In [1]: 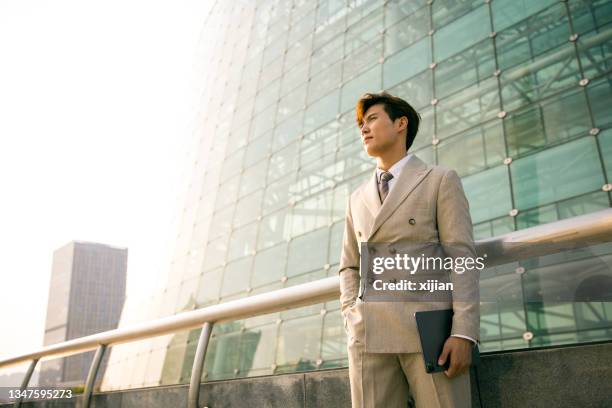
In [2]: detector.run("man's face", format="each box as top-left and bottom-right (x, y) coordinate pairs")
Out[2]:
(359, 104), (406, 157)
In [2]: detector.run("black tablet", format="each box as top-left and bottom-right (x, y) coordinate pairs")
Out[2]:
(414, 309), (479, 374)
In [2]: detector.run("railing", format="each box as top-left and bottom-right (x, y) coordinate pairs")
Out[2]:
(2, 208), (612, 408)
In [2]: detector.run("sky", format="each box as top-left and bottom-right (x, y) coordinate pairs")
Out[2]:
(0, 0), (216, 374)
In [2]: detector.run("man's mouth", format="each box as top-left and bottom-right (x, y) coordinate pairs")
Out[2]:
(363, 136), (373, 143)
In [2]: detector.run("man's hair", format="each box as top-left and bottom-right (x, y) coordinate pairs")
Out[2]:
(355, 92), (421, 151)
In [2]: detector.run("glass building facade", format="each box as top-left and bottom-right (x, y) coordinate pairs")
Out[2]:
(101, 0), (612, 391)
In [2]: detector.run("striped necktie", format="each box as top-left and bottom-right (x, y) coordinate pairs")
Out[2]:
(378, 171), (393, 203)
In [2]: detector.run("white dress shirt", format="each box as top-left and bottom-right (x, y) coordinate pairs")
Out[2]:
(375, 153), (478, 346)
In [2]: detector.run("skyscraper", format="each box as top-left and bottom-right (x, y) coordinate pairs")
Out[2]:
(101, 0), (612, 391)
(39, 241), (127, 387)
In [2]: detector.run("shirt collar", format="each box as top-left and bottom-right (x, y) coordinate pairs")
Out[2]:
(376, 153), (413, 183)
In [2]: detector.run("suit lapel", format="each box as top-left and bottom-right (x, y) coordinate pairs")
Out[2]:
(359, 171), (382, 218)
(367, 154), (432, 240)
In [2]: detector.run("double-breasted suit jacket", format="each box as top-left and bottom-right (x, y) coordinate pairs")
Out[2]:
(339, 154), (479, 353)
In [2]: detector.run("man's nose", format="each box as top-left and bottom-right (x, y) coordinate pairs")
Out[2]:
(361, 123), (370, 136)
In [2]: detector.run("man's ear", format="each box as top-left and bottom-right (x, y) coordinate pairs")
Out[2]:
(396, 116), (408, 132)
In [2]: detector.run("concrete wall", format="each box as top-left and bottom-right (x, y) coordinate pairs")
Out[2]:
(5, 342), (611, 408)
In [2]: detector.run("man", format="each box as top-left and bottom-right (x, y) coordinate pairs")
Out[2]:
(339, 92), (479, 407)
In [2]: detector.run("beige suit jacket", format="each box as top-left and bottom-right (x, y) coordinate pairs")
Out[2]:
(339, 154), (479, 353)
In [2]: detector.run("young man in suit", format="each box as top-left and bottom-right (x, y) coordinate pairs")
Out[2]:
(339, 92), (479, 407)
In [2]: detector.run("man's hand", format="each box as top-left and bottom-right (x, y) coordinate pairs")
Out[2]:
(437, 336), (472, 378)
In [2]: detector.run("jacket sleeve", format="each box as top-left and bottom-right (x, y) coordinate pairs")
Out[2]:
(338, 196), (361, 314)
(436, 169), (480, 342)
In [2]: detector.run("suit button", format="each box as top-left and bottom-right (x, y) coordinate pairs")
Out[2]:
(389, 246), (396, 254)
(409, 218), (416, 225)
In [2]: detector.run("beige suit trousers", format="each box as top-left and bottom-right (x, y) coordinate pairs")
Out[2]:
(344, 300), (471, 408)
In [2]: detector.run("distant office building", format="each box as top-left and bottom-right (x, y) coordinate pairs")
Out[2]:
(38, 242), (127, 387)
(101, 0), (612, 391)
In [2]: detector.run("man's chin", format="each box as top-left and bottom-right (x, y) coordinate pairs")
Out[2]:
(364, 144), (380, 157)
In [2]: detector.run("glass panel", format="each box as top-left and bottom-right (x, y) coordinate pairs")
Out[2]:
(517, 190), (611, 228)
(281, 62), (309, 96)
(251, 102), (277, 140)
(340, 64), (382, 113)
(282, 269), (327, 320)
(300, 121), (338, 166)
(308, 60), (343, 105)
(254, 80), (281, 115)
(275, 314), (323, 372)
(342, 36), (383, 81)
(463, 166), (513, 223)
(262, 35), (287, 67)
(432, 0), (483, 28)
(328, 220), (345, 263)
(239, 160), (267, 197)
(196, 268), (222, 306)
(575, 15), (612, 79)
(203, 236), (228, 272)
(492, 0), (559, 33)
(499, 44), (582, 113)
(495, 3), (570, 72)
(557, 191), (610, 219)
(303, 90), (340, 134)
(385, 0), (428, 28)
(284, 34), (312, 71)
(222, 148), (245, 178)
(600, 128), (612, 179)
(320, 310), (347, 365)
(587, 75), (612, 129)
(311, 35), (344, 77)
(240, 323), (278, 376)
(268, 141), (299, 183)
(263, 178), (292, 215)
(244, 132), (272, 167)
(227, 222), (258, 261)
(437, 119), (506, 177)
(277, 82), (308, 123)
(204, 325), (243, 380)
(257, 208), (291, 250)
(315, 0), (346, 42)
(473, 216), (515, 239)
(294, 151), (342, 198)
(435, 77), (500, 140)
(435, 38), (496, 100)
(251, 243), (287, 287)
(383, 37), (430, 89)
(336, 141), (372, 179)
(511, 137), (605, 210)
(286, 227), (329, 277)
(434, 5), (490, 62)
(505, 88), (591, 158)
(209, 205), (234, 241)
(288, 9), (315, 45)
(221, 256), (253, 297)
(290, 189), (333, 236)
(384, 6), (429, 56)
(274, 111), (304, 150)
(344, 7), (383, 55)
(259, 56), (284, 91)
(388, 69), (432, 110)
(234, 190), (263, 228)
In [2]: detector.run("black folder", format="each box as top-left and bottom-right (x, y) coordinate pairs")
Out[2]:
(414, 309), (480, 373)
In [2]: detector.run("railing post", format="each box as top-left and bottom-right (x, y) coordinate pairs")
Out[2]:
(82, 344), (107, 408)
(188, 322), (214, 408)
(14, 358), (38, 408)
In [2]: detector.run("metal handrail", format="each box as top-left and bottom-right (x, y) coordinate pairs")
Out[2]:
(2, 208), (612, 407)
